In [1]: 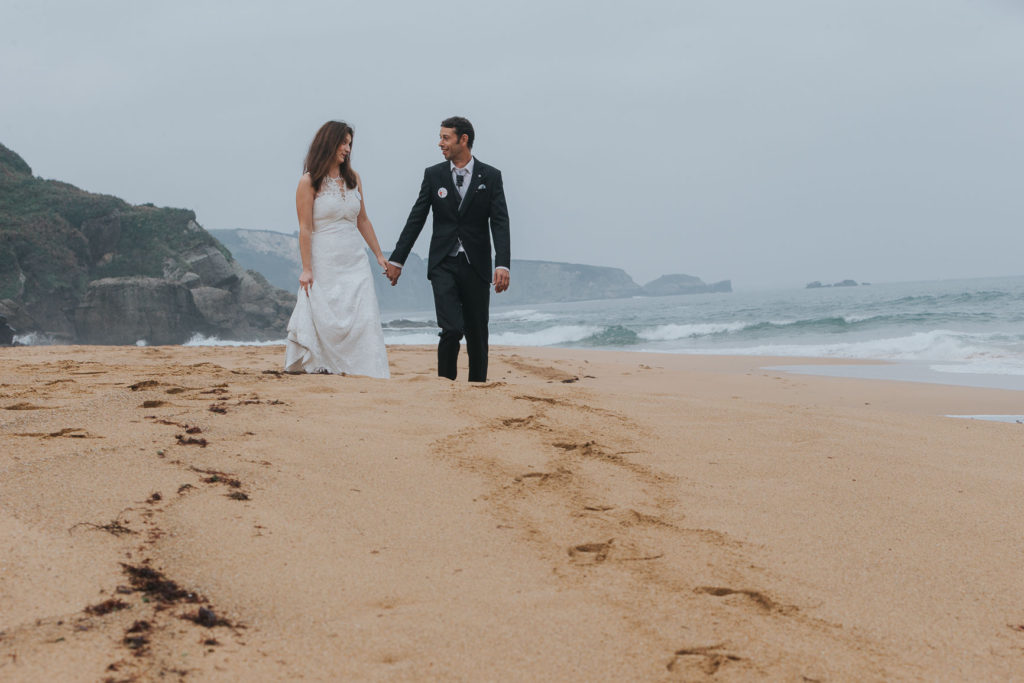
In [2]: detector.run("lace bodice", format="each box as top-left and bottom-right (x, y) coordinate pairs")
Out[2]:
(313, 176), (361, 229)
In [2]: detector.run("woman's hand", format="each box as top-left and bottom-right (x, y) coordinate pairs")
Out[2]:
(299, 269), (313, 296)
(376, 253), (389, 273)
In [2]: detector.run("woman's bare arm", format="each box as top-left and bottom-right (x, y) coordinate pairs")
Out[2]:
(296, 173), (315, 294)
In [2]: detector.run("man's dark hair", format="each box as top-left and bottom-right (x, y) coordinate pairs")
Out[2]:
(441, 116), (474, 149)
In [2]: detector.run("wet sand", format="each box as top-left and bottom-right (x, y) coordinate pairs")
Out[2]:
(1, 344), (1022, 681)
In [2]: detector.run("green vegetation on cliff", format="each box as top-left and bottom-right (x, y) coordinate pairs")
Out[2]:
(0, 142), (234, 335)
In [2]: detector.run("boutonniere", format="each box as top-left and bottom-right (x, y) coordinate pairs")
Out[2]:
(437, 188), (448, 198)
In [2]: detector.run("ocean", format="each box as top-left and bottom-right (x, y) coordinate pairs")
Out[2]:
(153, 275), (1024, 392)
(378, 275), (1024, 391)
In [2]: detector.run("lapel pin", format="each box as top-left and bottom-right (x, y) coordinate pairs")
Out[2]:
(437, 188), (448, 199)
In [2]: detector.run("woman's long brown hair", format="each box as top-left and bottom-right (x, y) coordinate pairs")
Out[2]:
(303, 121), (357, 193)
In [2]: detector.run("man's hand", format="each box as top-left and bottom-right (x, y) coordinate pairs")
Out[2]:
(386, 263), (402, 286)
(493, 268), (510, 293)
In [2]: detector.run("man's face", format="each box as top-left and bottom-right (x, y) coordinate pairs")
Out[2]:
(438, 127), (466, 160)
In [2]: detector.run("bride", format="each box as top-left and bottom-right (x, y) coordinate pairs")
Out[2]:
(284, 121), (391, 378)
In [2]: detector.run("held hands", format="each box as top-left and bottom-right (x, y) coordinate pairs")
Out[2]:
(385, 262), (402, 286)
(493, 268), (510, 294)
(376, 254), (400, 287)
(299, 269), (313, 296)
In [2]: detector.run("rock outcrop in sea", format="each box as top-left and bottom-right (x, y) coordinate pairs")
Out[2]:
(806, 280), (866, 289)
(642, 273), (732, 296)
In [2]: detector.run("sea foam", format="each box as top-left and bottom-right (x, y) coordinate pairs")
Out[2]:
(184, 333), (286, 347)
(638, 322), (749, 341)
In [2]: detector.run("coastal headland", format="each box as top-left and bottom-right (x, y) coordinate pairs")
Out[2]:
(1, 345), (1022, 680)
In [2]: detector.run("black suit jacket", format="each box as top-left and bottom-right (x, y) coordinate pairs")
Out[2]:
(391, 159), (510, 284)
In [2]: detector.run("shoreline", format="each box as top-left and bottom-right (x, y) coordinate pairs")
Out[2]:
(2, 344), (1023, 679)
(16, 337), (1024, 397)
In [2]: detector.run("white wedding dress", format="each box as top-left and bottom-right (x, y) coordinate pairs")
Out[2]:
(284, 176), (390, 378)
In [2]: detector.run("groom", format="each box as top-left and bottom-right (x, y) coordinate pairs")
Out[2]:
(387, 117), (511, 382)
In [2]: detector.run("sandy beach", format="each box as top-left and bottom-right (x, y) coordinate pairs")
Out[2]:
(1, 344), (1022, 681)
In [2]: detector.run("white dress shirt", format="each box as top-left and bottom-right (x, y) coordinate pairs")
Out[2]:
(451, 157), (474, 199)
(449, 158), (474, 256)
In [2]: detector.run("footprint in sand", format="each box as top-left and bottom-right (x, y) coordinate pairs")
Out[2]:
(694, 586), (795, 614)
(501, 415), (538, 427)
(513, 468), (571, 485)
(505, 359), (577, 382)
(615, 508), (678, 529)
(568, 539), (614, 563)
(513, 394), (561, 406)
(553, 440), (599, 455)
(667, 645), (743, 676)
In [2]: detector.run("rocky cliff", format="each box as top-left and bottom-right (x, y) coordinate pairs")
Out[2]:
(0, 144), (294, 344)
(211, 228), (729, 311)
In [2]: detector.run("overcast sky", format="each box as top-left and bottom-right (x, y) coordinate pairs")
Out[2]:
(3, 0), (1023, 288)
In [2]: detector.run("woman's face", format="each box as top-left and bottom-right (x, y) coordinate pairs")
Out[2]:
(335, 134), (352, 165)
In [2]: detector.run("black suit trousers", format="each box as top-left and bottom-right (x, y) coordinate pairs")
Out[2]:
(431, 253), (490, 382)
